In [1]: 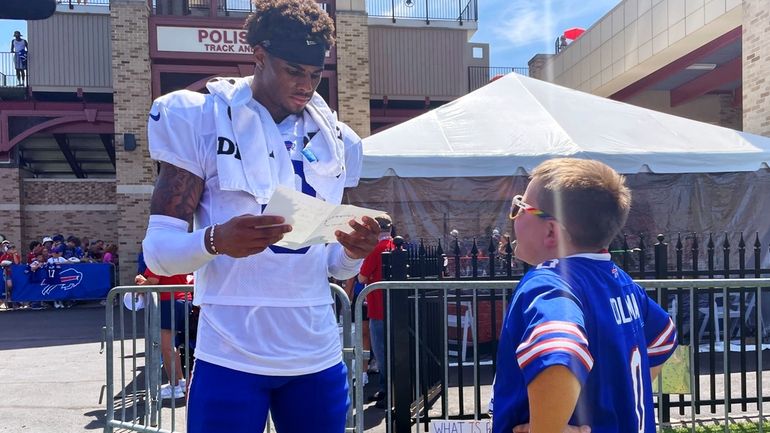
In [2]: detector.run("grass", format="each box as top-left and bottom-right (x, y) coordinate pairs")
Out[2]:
(662, 422), (770, 433)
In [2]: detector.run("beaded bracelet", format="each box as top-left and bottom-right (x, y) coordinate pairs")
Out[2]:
(209, 224), (219, 255)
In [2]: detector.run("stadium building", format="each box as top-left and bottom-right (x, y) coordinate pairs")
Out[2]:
(0, 0), (489, 283)
(528, 0), (769, 138)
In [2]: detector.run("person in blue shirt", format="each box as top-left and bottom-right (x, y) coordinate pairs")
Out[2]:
(62, 236), (84, 260)
(493, 158), (677, 433)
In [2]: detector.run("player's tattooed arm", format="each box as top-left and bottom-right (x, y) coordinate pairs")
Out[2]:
(150, 162), (204, 225)
(149, 162), (290, 258)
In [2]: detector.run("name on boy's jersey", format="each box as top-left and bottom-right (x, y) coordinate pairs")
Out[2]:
(610, 293), (640, 325)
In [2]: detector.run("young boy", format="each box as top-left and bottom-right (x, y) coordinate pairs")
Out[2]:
(492, 158), (678, 433)
(46, 245), (68, 309)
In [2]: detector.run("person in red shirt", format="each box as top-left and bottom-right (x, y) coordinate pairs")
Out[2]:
(135, 268), (192, 400)
(0, 243), (20, 266)
(0, 243), (21, 309)
(26, 241), (42, 264)
(358, 215), (394, 408)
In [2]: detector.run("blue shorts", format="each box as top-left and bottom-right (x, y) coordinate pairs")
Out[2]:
(187, 359), (349, 433)
(159, 299), (189, 331)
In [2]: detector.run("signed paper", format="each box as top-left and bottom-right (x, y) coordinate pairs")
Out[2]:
(262, 185), (387, 250)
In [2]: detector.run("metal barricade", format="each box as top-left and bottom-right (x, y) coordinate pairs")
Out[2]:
(103, 283), (354, 433)
(104, 284), (192, 433)
(354, 278), (770, 433)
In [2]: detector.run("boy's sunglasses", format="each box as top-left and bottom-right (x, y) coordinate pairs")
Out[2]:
(509, 195), (556, 221)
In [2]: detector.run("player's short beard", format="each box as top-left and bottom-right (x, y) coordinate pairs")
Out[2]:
(290, 104), (307, 115)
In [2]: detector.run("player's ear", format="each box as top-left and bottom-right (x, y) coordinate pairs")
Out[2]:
(253, 45), (268, 70)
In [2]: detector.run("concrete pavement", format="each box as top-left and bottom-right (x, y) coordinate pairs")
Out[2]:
(3, 303), (770, 433)
(0, 304), (110, 433)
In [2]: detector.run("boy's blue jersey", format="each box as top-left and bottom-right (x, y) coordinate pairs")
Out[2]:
(492, 254), (677, 433)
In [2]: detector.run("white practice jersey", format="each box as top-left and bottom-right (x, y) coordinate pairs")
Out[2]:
(147, 89), (363, 375)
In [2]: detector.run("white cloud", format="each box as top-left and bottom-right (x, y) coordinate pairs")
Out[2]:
(488, 0), (620, 49)
(492, 2), (545, 47)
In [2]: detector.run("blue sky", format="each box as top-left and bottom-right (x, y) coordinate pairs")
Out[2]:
(0, 19), (27, 49)
(0, 20), (27, 79)
(0, 0), (620, 68)
(472, 0), (620, 67)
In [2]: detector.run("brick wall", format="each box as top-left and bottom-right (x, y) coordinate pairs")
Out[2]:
(718, 94), (742, 131)
(527, 54), (554, 81)
(625, 91), (740, 128)
(743, 0), (770, 137)
(22, 211), (118, 251)
(20, 179), (117, 251)
(117, 194), (151, 280)
(112, 0), (155, 284)
(23, 179), (116, 205)
(0, 167), (22, 246)
(335, 11), (371, 138)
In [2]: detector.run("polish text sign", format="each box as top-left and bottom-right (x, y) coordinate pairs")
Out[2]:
(156, 26), (253, 54)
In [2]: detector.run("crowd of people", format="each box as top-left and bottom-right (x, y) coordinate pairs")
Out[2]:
(0, 234), (119, 310)
(0, 234), (119, 267)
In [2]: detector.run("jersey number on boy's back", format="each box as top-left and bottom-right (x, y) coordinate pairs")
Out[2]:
(630, 346), (645, 433)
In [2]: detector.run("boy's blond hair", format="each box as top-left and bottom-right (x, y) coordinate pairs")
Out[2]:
(531, 158), (631, 250)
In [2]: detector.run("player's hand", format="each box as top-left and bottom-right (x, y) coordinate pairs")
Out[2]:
(214, 215), (292, 258)
(512, 424), (590, 433)
(335, 216), (380, 259)
(134, 274), (147, 285)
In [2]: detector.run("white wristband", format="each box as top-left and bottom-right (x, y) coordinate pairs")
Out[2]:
(142, 214), (216, 276)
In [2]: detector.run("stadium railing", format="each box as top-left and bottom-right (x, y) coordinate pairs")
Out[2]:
(57, 0), (110, 8)
(388, 231), (770, 425)
(467, 66), (529, 92)
(101, 263), (770, 432)
(102, 283), (354, 433)
(0, 52), (22, 88)
(355, 278), (770, 433)
(366, 0), (478, 24)
(104, 284), (190, 433)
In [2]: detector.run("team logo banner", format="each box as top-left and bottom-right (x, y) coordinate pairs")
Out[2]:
(9, 264), (113, 301)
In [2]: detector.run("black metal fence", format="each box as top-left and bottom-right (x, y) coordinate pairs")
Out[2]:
(148, 0), (331, 16)
(382, 232), (770, 431)
(468, 66), (529, 93)
(58, 0), (110, 7)
(216, 0), (331, 15)
(367, 0), (477, 24)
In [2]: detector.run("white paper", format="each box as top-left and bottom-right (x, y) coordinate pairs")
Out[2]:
(262, 185), (387, 250)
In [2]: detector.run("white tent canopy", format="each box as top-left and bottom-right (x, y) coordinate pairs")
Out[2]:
(361, 73), (770, 178)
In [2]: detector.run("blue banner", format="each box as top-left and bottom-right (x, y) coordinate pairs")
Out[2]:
(10, 263), (114, 301)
